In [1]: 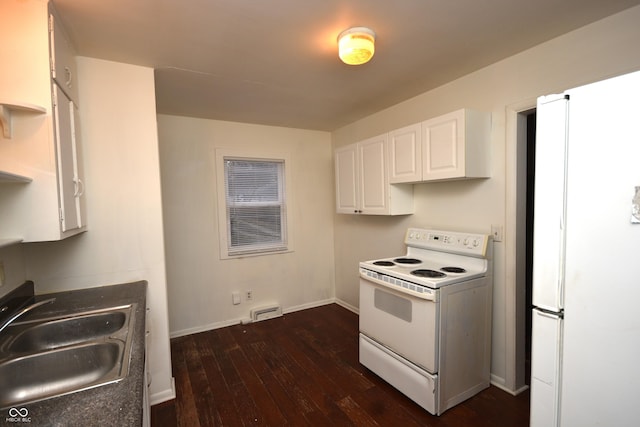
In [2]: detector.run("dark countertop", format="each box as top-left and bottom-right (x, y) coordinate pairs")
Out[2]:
(0, 281), (147, 427)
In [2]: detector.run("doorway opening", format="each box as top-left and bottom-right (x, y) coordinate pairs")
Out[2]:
(524, 110), (536, 384)
(516, 108), (536, 387)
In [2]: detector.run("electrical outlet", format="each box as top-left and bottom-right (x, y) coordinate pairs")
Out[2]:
(491, 225), (503, 242)
(246, 290), (253, 301)
(0, 261), (5, 287)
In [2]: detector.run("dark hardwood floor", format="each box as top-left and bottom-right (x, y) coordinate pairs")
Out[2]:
(152, 304), (529, 426)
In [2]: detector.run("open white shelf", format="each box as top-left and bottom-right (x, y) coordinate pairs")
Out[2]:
(0, 170), (33, 183)
(0, 101), (47, 139)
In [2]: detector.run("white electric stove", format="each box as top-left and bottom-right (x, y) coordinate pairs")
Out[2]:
(359, 228), (493, 415)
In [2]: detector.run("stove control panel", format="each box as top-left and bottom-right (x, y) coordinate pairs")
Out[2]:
(405, 228), (489, 257)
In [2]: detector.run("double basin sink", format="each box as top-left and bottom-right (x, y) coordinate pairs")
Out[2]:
(0, 303), (136, 409)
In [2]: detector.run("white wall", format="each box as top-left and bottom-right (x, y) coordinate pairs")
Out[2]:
(23, 58), (175, 404)
(332, 5), (640, 394)
(157, 115), (335, 336)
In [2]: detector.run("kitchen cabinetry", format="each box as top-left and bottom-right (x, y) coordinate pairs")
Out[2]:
(422, 109), (491, 181)
(388, 109), (491, 183)
(388, 123), (422, 183)
(50, 11), (79, 104)
(53, 83), (84, 233)
(335, 134), (413, 215)
(0, 1), (86, 242)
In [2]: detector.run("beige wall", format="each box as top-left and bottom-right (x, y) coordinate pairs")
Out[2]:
(157, 115), (335, 336)
(22, 58), (175, 404)
(332, 5), (640, 393)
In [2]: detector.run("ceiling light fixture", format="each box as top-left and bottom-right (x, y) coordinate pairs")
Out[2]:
(338, 27), (376, 66)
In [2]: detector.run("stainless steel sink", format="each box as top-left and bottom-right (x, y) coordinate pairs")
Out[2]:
(0, 304), (136, 409)
(2, 306), (131, 353)
(0, 342), (124, 408)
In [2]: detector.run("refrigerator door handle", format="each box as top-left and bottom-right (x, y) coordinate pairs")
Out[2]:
(534, 307), (564, 319)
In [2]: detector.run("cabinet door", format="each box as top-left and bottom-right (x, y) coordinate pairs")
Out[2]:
(335, 144), (360, 213)
(49, 11), (78, 103)
(422, 110), (464, 180)
(358, 135), (388, 214)
(53, 84), (83, 233)
(389, 123), (422, 183)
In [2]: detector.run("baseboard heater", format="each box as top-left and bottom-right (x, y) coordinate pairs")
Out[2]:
(250, 305), (282, 322)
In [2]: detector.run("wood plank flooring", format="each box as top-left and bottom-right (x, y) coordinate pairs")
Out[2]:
(152, 304), (530, 426)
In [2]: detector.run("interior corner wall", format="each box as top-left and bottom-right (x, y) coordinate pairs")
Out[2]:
(0, 245), (27, 296)
(22, 57), (175, 404)
(331, 5), (640, 393)
(157, 115), (335, 337)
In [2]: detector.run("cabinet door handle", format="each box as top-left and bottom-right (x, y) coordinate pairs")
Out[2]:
(64, 66), (72, 88)
(74, 178), (84, 197)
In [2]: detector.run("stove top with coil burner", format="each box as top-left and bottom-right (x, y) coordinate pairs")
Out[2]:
(360, 228), (491, 289)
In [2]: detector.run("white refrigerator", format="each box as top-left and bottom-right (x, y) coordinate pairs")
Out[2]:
(530, 70), (640, 427)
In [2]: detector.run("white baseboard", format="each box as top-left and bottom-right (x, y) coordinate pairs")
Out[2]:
(283, 298), (335, 314)
(170, 318), (241, 338)
(170, 298), (358, 338)
(150, 377), (176, 406)
(334, 298), (358, 314)
(512, 384), (530, 395)
(489, 374), (530, 396)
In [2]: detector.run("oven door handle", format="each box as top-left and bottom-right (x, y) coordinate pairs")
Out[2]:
(360, 271), (437, 301)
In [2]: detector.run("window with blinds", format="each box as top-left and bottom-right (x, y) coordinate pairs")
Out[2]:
(223, 158), (287, 255)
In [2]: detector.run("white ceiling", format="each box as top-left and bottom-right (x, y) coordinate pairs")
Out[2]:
(53, 0), (640, 131)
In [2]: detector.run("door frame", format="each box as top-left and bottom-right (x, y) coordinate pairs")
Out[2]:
(504, 98), (536, 395)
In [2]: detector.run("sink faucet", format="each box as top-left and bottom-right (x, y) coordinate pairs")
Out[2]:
(0, 298), (56, 334)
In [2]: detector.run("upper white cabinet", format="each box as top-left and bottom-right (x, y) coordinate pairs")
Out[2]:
(335, 144), (359, 213)
(388, 123), (422, 183)
(422, 109), (491, 181)
(335, 134), (413, 215)
(334, 109), (491, 214)
(387, 109), (491, 184)
(53, 83), (85, 233)
(0, 1), (86, 242)
(49, 10), (79, 104)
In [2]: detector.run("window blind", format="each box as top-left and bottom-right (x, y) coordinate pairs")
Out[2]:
(224, 158), (286, 254)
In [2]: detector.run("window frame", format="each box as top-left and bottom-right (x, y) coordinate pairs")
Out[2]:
(215, 148), (294, 259)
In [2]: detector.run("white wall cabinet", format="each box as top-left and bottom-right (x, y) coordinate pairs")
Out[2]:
(335, 134), (413, 215)
(0, 1), (86, 242)
(388, 109), (491, 183)
(388, 123), (422, 183)
(50, 11), (79, 104)
(335, 144), (359, 213)
(53, 83), (85, 233)
(422, 109), (491, 181)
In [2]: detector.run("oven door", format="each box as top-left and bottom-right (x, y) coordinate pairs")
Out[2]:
(359, 277), (439, 373)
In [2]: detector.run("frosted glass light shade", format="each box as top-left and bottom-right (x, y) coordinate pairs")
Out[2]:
(338, 27), (375, 65)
